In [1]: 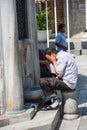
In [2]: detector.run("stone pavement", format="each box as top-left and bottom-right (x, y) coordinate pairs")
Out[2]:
(56, 55), (87, 130)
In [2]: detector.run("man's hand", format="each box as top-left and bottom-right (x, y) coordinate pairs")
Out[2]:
(56, 73), (62, 79)
(45, 54), (56, 64)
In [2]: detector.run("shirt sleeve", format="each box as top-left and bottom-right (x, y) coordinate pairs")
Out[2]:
(56, 56), (67, 75)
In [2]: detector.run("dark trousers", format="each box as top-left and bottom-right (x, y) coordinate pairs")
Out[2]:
(39, 77), (72, 96)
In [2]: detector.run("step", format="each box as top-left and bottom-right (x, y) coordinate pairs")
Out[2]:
(0, 108), (35, 127)
(70, 49), (81, 55)
(0, 108), (61, 130)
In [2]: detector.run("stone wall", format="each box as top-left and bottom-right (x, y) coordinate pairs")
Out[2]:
(0, 0), (40, 114)
(64, 0), (85, 37)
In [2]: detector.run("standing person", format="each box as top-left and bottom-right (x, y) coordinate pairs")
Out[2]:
(39, 47), (78, 110)
(55, 24), (68, 51)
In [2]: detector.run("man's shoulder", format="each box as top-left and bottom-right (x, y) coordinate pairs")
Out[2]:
(57, 32), (62, 36)
(58, 50), (66, 57)
(59, 51), (70, 58)
(59, 50), (66, 54)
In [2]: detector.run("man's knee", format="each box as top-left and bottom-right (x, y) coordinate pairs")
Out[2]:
(39, 78), (46, 86)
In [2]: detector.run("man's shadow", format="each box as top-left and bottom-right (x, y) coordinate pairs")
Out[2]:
(76, 74), (87, 116)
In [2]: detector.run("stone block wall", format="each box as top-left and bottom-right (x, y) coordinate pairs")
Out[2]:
(64, 0), (85, 37)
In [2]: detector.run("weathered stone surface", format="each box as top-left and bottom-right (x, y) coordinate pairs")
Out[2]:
(64, 98), (78, 114)
(62, 91), (78, 120)
(0, 109), (60, 130)
(63, 114), (79, 120)
(62, 91), (77, 102)
(0, 108), (35, 127)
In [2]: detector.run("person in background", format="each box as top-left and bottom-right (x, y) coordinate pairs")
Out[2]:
(55, 23), (68, 51)
(39, 47), (78, 110)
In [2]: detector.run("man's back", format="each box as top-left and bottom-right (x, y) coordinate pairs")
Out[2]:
(55, 32), (67, 51)
(55, 24), (67, 51)
(56, 51), (78, 89)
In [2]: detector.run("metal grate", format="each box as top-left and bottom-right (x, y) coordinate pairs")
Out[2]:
(16, 0), (28, 40)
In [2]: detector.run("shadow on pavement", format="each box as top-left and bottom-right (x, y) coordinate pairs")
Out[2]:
(76, 74), (87, 117)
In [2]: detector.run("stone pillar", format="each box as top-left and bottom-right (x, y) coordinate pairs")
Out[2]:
(0, 8), (6, 114)
(0, 0), (24, 113)
(62, 90), (79, 120)
(26, 0), (40, 86)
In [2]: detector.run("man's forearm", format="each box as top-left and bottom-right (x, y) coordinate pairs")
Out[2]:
(52, 61), (62, 79)
(52, 61), (57, 74)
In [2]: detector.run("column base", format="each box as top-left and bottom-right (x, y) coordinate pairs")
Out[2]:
(63, 114), (79, 120)
(6, 109), (26, 114)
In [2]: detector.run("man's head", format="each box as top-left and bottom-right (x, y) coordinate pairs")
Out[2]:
(44, 48), (58, 63)
(58, 24), (66, 33)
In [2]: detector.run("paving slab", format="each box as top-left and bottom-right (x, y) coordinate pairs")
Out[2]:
(56, 117), (81, 130)
(78, 118), (87, 130)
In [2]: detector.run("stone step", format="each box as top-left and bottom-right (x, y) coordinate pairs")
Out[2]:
(70, 49), (87, 55)
(0, 108), (35, 127)
(70, 49), (81, 56)
(0, 108), (61, 130)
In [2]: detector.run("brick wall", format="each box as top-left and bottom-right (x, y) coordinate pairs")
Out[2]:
(56, 0), (64, 24)
(49, 0), (85, 36)
(40, 0), (64, 32)
(48, 0), (64, 32)
(40, 0), (85, 36)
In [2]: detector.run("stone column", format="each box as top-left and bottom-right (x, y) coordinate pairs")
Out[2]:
(0, 8), (6, 114)
(26, 0), (40, 86)
(0, 0), (24, 113)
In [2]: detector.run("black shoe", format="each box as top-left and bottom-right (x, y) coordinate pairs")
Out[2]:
(44, 99), (52, 105)
(57, 98), (62, 106)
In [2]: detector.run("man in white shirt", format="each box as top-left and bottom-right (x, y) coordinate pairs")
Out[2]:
(39, 47), (78, 110)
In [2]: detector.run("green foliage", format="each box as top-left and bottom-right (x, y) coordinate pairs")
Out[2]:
(36, 8), (51, 30)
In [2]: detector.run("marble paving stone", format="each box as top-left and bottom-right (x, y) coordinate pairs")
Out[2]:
(82, 107), (87, 115)
(81, 115), (87, 120)
(78, 119), (87, 129)
(77, 108), (84, 116)
(56, 117), (81, 130)
(78, 128), (87, 130)
(56, 128), (78, 130)
(78, 93), (87, 101)
(79, 89), (87, 94)
(78, 100), (87, 104)
(84, 103), (87, 106)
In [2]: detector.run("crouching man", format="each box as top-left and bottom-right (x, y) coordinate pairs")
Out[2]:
(39, 47), (78, 110)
